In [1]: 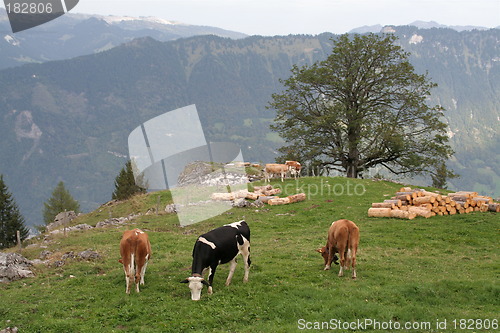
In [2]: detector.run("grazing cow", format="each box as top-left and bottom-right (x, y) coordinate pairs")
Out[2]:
(285, 160), (302, 179)
(181, 220), (251, 301)
(317, 219), (359, 279)
(119, 229), (152, 294)
(264, 163), (288, 182)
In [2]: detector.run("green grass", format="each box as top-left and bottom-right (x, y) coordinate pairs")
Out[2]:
(2, 177), (499, 332)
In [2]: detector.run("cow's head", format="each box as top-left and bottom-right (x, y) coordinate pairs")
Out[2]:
(181, 276), (210, 301)
(316, 246), (339, 266)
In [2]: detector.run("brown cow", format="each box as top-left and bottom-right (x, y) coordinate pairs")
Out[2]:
(264, 163), (288, 182)
(285, 160), (301, 179)
(317, 219), (359, 279)
(119, 229), (152, 294)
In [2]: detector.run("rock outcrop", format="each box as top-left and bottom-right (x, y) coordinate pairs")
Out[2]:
(0, 253), (34, 283)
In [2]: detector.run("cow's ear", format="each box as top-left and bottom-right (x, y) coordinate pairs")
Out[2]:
(316, 248), (323, 253)
(201, 280), (210, 287)
(180, 279), (190, 284)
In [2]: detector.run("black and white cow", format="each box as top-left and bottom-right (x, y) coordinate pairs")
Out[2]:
(181, 220), (251, 300)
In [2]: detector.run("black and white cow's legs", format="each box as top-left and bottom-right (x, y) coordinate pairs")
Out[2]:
(207, 265), (217, 294)
(242, 246), (251, 283)
(225, 259), (238, 286)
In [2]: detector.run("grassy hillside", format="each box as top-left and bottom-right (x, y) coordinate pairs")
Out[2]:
(1, 177), (498, 332)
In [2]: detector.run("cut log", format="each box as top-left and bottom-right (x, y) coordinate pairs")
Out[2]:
(408, 206), (432, 218)
(450, 195), (469, 202)
(487, 203), (500, 212)
(420, 191), (443, 200)
(399, 187), (413, 192)
(268, 197), (291, 206)
(287, 193), (306, 203)
(453, 200), (469, 209)
(472, 197), (491, 206)
(233, 190), (250, 199)
(245, 192), (260, 200)
(383, 199), (402, 207)
(211, 193), (234, 201)
(413, 196), (436, 205)
(372, 202), (393, 208)
(395, 192), (418, 199)
(263, 188), (281, 196)
(258, 196), (276, 204)
(416, 203), (433, 210)
(395, 194), (412, 202)
(390, 209), (417, 220)
(254, 185), (273, 193)
(476, 196), (494, 204)
(368, 208), (392, 217)
(449, 191), (478, 199)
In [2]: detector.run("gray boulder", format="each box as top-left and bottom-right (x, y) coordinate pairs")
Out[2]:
(0, 253), (34, 283)
(46, 211), (78, 232)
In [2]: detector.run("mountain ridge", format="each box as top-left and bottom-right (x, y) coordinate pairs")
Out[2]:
(0, 26), (498, 229)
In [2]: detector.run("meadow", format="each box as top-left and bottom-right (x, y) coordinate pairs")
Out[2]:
(1, 177), (498, 332)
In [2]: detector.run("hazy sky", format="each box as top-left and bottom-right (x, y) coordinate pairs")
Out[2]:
(0, 0), (498, 35)
(68, 0), (499, 35)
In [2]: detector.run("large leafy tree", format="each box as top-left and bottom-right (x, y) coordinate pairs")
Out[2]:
(112, 160), (146, 201)
(270, 33), (455, 179)
(0, 175), (29, 249)
(43, 181), (80, 225)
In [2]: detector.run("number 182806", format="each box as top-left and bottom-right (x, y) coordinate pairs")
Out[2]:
(6, 2), (53, 14)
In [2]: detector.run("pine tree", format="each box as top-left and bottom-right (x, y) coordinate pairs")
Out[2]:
(432, 161), (457, 189)
(112, 160), (146, 201)
(43, 181), (80, 225)
(0, 175), (29, 249)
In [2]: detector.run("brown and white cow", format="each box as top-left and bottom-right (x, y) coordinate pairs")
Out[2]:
(119, 229), (152, 294)
(317, 219), (359, 279)
(264, 163), (288, 182)
(285, 160), (301, 179)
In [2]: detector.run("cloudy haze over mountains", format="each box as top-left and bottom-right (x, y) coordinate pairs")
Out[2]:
(1, 0), (499, 36)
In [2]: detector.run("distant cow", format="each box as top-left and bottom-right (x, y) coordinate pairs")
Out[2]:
(285, 161), (301, 179)
(264, 163), (288, 182)
(119, 229), (152, 294)
(317, 219), (359, 279)
(181, 220), (251, 301)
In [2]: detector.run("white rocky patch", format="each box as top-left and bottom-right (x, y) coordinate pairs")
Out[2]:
(409, 34), (424, 44)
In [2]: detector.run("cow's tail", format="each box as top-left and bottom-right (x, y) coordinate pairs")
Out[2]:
(127, 236), (138, 277)
(345, 229), (353, 266)
(346, 225), (359, 268)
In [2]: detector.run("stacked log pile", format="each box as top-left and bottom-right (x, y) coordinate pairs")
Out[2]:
(368, 187), (499, 220)
(211, 185), (306, 206)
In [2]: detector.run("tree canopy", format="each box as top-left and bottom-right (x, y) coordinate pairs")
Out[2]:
(0, 175), (29, 249)
(269, 33), (455, 180)
(43, 181), (80, 225)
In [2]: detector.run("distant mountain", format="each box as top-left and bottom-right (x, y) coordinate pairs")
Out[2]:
(0, 9), (247, 70)
(349, 21), (492, 34)
(0, 27), (498, 229)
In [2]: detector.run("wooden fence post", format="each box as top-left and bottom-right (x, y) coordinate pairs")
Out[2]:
(17, 230), (21, 251)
